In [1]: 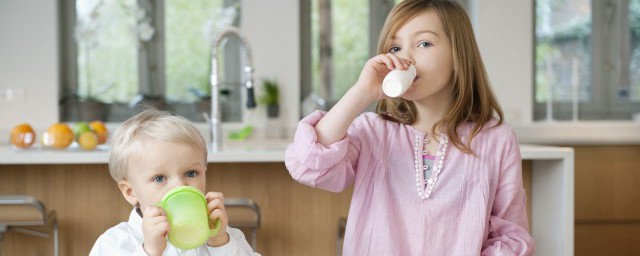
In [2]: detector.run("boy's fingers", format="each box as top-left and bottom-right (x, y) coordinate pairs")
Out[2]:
(148, 215), (168, 225)
(208, 198), (225, 209)
(205, 191), (224, 201)
(209, 208), (225, 221)
(158, 222), (170, 233)
(144, 206), (163, 217)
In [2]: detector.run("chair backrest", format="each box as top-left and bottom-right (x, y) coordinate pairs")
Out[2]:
(225, 198), (260, 228)
(225, 198), (260, 250)
(0, 195), (59, 256)
(0, 196), (47, 226)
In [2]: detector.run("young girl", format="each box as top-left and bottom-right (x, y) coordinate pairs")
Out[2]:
(285, 0), (534, 255)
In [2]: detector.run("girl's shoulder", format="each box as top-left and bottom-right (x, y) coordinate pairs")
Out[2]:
(352, 112), (410, 135)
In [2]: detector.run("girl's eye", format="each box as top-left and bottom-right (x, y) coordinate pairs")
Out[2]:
(388, 46), (400, 53)
(186, 170), (198, 178)
(153, 175), (166, 183)
(418, 41), (433, 48)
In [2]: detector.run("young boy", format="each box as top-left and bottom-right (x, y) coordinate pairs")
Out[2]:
(90, 109), (259, 256)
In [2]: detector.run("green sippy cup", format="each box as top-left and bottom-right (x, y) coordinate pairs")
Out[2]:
(157, 186), (221, 250)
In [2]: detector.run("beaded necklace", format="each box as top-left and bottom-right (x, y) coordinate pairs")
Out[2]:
(413, 133), (449, 199)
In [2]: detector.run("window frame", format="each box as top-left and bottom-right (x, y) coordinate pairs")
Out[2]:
(60, 0), (243, 122)
(533, 0), (640, 121)
(299, 0), (393, 112)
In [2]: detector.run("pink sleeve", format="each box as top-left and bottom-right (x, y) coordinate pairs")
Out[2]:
(284, 110), (363, 193)
(481, 129), (535, 256)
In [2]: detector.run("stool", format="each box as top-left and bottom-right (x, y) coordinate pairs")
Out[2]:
(225, 198), (260, 250)
(0, 196), (58, 256)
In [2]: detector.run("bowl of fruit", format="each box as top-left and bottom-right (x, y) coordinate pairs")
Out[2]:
(11, 121), (109, 151)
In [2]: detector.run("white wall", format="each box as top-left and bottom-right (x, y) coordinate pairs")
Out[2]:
(475, 0), (533, 124)
(0, 0), (300, 142)
(0, 0), (60, 139)
(241, 0), (300, 136)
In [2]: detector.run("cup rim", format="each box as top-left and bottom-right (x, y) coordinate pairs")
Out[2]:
(158, 185), (206, 208)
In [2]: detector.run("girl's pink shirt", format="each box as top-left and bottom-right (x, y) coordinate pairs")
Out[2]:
(285, 111), (535, 256)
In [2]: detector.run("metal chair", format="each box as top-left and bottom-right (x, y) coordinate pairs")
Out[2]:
(225, 198), (260, 250)
(0, 195), (58, 256)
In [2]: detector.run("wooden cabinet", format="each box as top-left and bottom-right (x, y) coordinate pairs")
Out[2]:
(573, 146), (640, 256)
(0, 162), (532, 256)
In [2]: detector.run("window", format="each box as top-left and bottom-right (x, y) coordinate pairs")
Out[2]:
(301, 0), (397, 114)
(310, 0), (369, 100)
(61, 0), (242, 122)
(534, 0), (640, 121)
(302, 0), (474, 115)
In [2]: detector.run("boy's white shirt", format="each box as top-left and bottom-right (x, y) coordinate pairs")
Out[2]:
(89, 209), (260, 256)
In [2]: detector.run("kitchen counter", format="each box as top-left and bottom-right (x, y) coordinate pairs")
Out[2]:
(0, 141), (574, 256)
(513, 121), (640, 145)
(1, 142), (565, 164)
(0, 138), (290, 164)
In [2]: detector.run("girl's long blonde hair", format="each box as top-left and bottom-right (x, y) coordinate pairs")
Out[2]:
(375, 0), (503, 154)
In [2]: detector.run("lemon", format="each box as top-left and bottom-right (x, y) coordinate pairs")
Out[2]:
(78, 131), (99, 150)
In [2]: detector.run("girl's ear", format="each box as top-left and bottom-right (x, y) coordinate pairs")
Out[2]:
(117, 180), (138, 206)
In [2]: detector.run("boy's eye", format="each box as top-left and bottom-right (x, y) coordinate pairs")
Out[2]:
(186, 170), (198, 178)
(418, 41), (433, 48)
(388, 46), (400, 53)
(153, 175), (166, 183)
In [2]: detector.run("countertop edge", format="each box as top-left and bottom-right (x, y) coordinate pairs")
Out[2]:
(513, 122), (640, 145)
(0, 144), (570, 165)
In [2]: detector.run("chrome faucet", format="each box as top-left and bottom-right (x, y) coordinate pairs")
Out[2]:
(209, 26), (256, 152)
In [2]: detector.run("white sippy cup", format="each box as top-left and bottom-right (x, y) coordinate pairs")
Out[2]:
(382, 65), (416, 97)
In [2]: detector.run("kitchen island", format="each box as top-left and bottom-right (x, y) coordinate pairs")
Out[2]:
(0, 143), (573, 256)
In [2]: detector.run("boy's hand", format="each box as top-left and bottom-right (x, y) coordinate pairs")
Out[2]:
(141, 206), (170, 256)
(205, 192), (230, 247)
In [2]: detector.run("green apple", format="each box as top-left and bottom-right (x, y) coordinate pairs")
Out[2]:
(73, 122), (92, 140)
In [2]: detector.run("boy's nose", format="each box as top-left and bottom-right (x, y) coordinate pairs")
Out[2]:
(171, 179), (188, 187)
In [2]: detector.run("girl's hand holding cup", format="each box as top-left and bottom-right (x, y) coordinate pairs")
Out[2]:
(355, 53), (414, 101)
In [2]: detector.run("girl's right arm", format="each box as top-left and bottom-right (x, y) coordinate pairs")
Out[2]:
(314, 54), (412, 145)
(285, 54), (411, 192)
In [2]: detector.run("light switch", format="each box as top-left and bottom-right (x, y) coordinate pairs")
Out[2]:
(0, 87), (26, 103)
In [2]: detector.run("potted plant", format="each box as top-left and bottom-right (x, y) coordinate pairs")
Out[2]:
(259, 79), (280, 118)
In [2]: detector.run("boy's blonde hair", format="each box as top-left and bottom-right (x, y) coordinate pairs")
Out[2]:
(108, 108), (207, 181)
(375, 0), (504, 154)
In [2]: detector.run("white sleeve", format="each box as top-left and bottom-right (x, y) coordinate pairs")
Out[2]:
(89, 230), (149, 256)
(206, 227), (261, 256)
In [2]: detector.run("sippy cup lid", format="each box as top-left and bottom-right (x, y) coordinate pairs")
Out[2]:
(158, 186), (206, 208)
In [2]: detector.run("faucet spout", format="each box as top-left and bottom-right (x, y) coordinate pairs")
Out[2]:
(209, 26), (256, 152)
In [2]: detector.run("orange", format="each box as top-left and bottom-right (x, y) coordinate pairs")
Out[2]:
(10, 123), (36, 149)
(77, 131), (98, 150)
(42, 123), (74, 149)
(89, 121), (108, 144)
